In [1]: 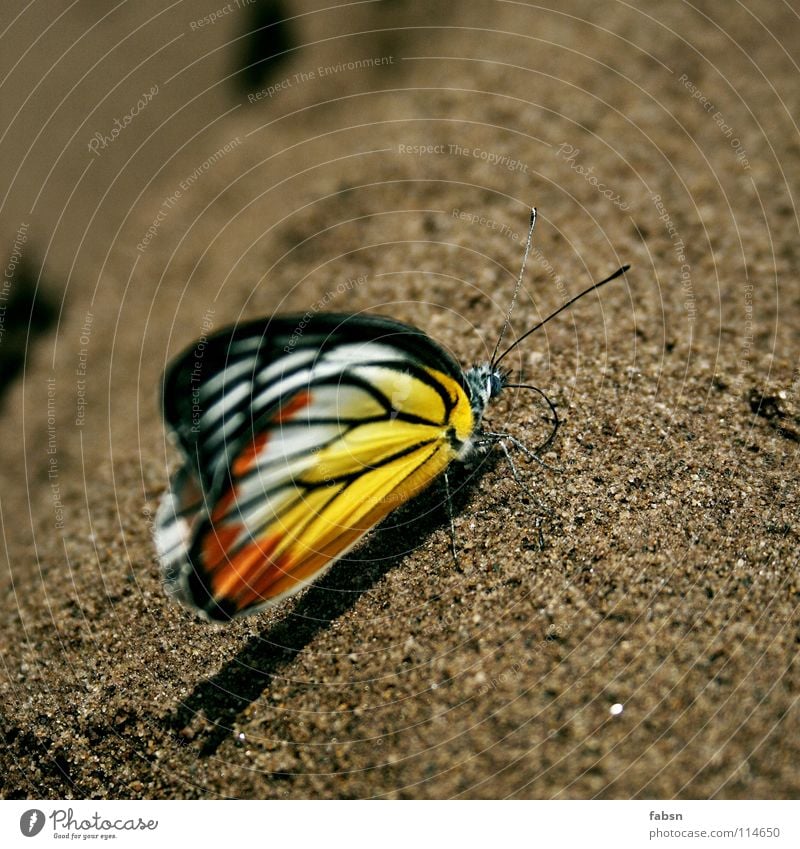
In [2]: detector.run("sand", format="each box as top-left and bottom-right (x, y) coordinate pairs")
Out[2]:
(1, 0), (798, 798)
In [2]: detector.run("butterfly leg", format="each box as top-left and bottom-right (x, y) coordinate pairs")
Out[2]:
(481, 430), (562, 473)
(493, 439), (546, 550)
(478, 432), (556, 551)
(494, 437), (524, 487)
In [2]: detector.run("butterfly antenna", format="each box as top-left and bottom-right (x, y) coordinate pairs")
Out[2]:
(493, 263), (630, 367)
(489, 207), (537, 367)
(504, 381), (562, 455)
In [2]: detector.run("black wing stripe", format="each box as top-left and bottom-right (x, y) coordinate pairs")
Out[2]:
(311, 366), (450, 425)
(232, 410), (446, 492)
(196, 350), (454, 447)
(252, 411), (444, 430)
(206, 433), (442, 568)
(200, 376), (378, 488)
(197, 484), (324, 572)
(199, 356), (259, 398)
(350, 360), (456, 422)
(273, 440), (444, 572)
(310, 372), (392, 412)
(163, 311), (467, 530)
(197, 348), (319, 412)
(220, 482), (309, 533)
(235, 426), (441, 493)
(296, 437), (441, 486)
(206, 365), (446, 480)
(234, 430), (347, 486)
(295, 442), (445, 561)
(198, 478), (349, 578)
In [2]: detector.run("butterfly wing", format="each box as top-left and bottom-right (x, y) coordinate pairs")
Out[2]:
(155, 313), (476, 620)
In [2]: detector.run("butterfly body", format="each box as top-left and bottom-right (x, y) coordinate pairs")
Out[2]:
(156, 312), (505, 621)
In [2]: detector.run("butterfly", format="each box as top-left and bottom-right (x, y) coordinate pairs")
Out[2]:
(155, 209), (628, 621)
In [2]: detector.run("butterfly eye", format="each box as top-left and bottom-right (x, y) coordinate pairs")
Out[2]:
(485, 372), (505, 399)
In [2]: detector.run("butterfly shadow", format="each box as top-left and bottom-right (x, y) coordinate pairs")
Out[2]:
(166, 454), (500, 757)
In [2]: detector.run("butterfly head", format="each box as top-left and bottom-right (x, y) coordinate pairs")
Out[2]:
(464, 363), (509, 422)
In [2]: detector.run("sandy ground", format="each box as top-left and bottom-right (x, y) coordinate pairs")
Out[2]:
(1, 0), (798, 798)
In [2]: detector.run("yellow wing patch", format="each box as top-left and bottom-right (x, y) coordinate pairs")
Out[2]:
(193, 366), (474, 618)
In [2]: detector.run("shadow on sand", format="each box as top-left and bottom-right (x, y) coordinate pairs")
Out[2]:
(166, 455), (498, 756)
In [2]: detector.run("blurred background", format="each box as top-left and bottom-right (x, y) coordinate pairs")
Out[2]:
(1, 0), (798, 799)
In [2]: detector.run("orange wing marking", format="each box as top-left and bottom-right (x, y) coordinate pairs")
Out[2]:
(202, 524), (243, 573)
(203, 390), (315, 609)
(231, 431), (271, 477)
(210, 532), (285, 601)
(272, 390), (311, 423)
(210, 487), (236, 522)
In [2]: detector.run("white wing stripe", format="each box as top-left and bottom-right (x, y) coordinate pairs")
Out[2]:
(235, 454), (315, 504)
(202, 381), (252, 428)
(253, 349), (318, 386)
(322, 342), (410, 364)
(205, 410), (246, 449)
(201, 358), (256, 397)
(259, 423), (343, 462)
(249, 360), (345, 417)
